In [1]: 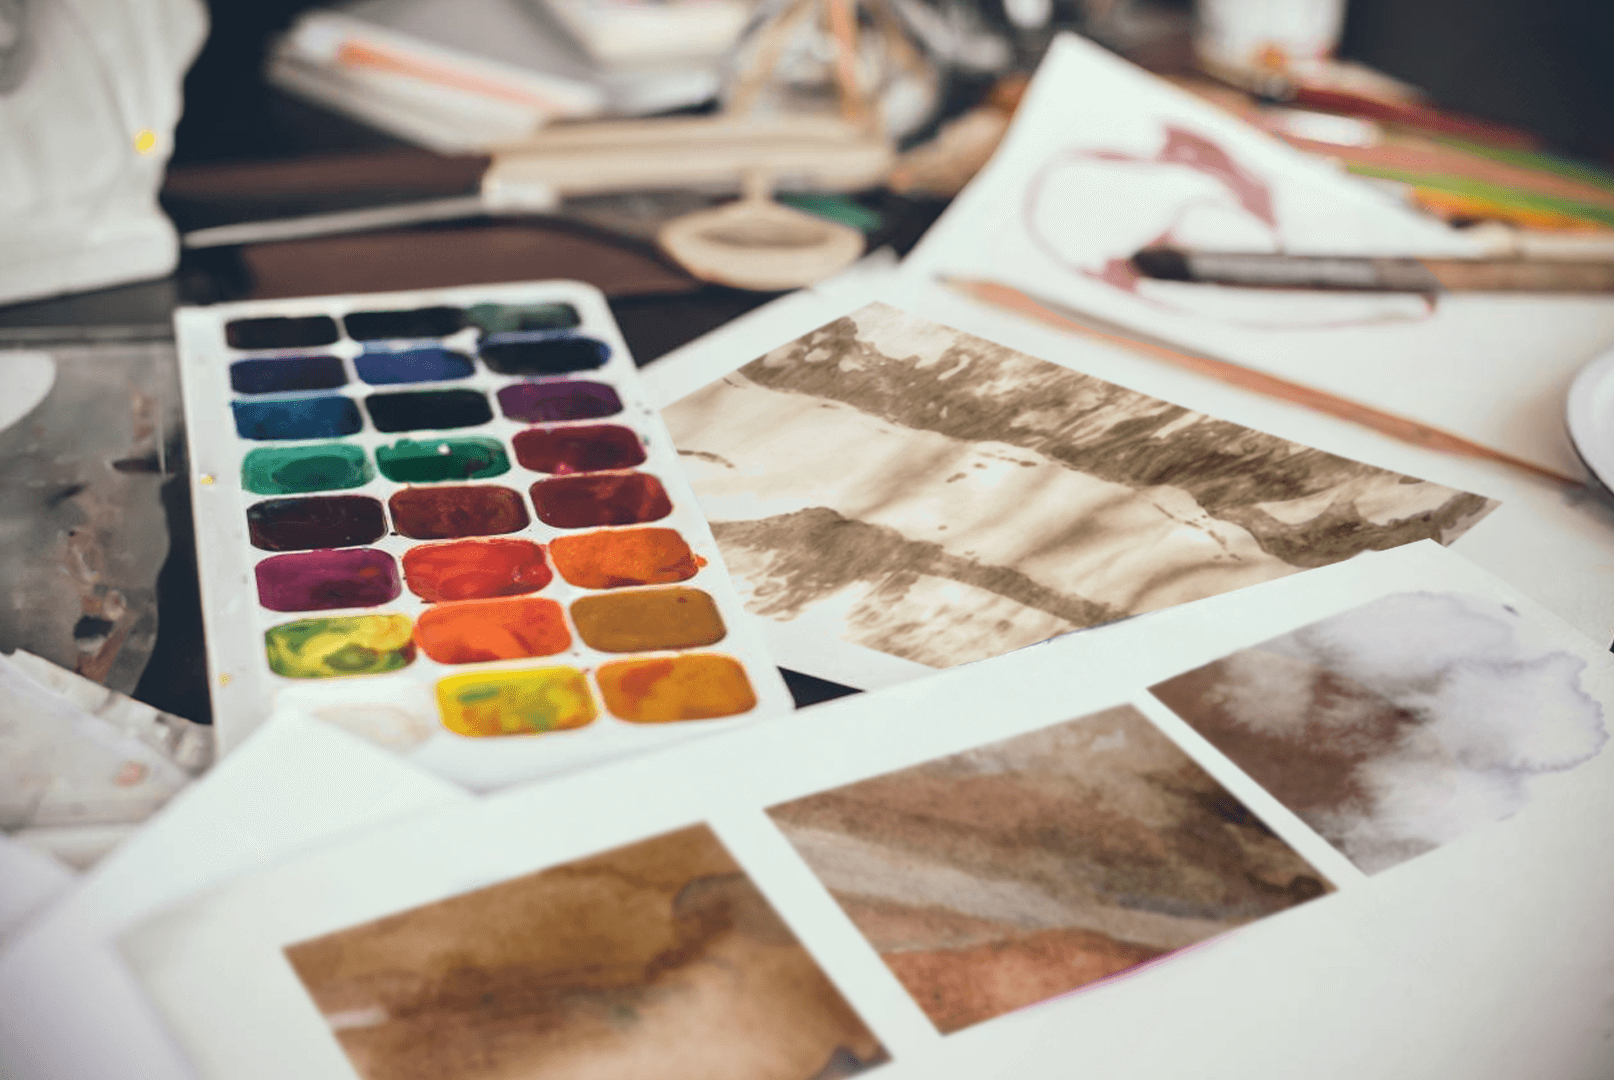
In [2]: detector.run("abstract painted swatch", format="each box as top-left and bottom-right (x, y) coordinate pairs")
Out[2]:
(767, 705), (1330, 1034)
(1150, 591), (1608, 874)
(663, 303), (1496, 670)
(282, 825), (886, 1080)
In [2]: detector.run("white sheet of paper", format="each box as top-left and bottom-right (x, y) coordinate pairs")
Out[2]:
(0, 837), (76, 945)
(0, 715), (469, 1080)
(640, 43), (1614, 678)
(903, 35), (1614, 479)
(115, 542), (1614, 1080)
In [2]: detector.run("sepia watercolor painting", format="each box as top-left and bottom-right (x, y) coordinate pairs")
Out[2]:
(767, 705), (1331, 1034)
(282, 825), (886, 1080)
(1151, 591), (1608, 874)
(663, 303), (1496, 671)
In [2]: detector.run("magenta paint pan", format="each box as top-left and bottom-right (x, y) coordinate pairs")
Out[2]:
(255, 549), (401, 612)
(497, 381), (623, 423)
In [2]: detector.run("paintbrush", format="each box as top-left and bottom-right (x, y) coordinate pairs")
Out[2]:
(937, 274), (1584, 490)
(1131, 247), (1614, 293)
(1130, 247), (1614, 293)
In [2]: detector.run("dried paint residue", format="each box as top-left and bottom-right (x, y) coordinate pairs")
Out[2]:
(375, 437), (508, 483)
(247, 494), (387, 551)
(389, 485), (529, 540)
(497, 380), (621, 424)
(512, 424), (645, 474)
(435, 666), (595, 736)
(529, 472), (672, 529)
(596, 654), (756, 722)
(402, 538), (552, 602)
(265, 613), (415, 678)
(549, 527), (699, 589)
(241, 443), (372, 495)
(281, 825), (885, 1079)
(414, 596), (571, 663)
(570, 587), (726, 652)
(255, 548), (400, 612)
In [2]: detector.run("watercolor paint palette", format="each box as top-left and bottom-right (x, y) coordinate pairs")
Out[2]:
(176, 281), (791, 787)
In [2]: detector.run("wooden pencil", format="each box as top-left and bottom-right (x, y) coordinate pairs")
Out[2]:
(938, 275), (1585, 490)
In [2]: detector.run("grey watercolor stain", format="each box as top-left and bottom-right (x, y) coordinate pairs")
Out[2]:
(1151, 591), (1607, 874)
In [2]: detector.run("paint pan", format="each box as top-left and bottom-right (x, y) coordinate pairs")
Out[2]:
(480, 335), (611, 376)
(230, 356), (346, 394)
(365, 389), (492, 432)
(241, 444), (372, 495)
(355, 348), (475, 385)
(375, 437), (509, 483)
(344, 306), (465, 340)
(224, 315), (339, 349)
(176, 280), (791, 790)
(232, 397), (361, 440)
(512, 424), (645, 474)
(497, 381), (623, 424)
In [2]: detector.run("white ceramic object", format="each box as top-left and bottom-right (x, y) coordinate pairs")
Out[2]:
(1566, 346), (1614, 488)
(0, 351), (56, 433)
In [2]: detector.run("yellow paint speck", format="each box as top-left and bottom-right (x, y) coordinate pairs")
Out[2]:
(199, 474), (215, 485)
(134, 129), (157, 154)
(219, 673), (232, 687)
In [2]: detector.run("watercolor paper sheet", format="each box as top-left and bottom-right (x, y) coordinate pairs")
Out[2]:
(889, 34), (1614, 641)
(116, 543), (1614, 1080)
(902, 34), (1614, 478)
(0, 837), (75, 945)
(1151, 590), (1609, 874)
(0, 714), (467, 1080)
(661, 301), (1494, 684)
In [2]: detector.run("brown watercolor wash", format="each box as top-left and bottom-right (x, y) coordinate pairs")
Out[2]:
(283, 825), (886, 1080)
(664, 303), (1497, 671)
(767, 705), (1331, 1034)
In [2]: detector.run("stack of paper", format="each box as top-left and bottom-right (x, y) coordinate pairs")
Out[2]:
(269, 0), (750, 153)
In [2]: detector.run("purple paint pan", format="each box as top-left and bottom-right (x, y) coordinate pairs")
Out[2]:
(255, 548), (401, 612)
(497, 381), (623, 423)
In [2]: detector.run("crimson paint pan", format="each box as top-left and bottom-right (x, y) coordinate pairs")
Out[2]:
(512, 424), (646, 474)
(530, 472), (673, 528)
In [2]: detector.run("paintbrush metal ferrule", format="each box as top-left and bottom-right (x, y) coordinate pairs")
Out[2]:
(1131, 248), (1444, 292)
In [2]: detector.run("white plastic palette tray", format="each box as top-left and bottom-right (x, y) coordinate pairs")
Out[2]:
(177, 280), (791, 789)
